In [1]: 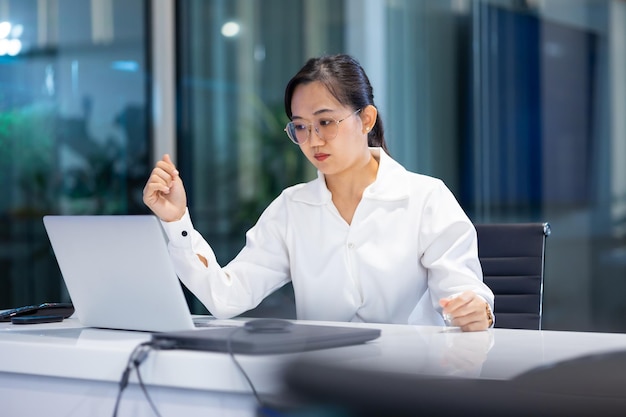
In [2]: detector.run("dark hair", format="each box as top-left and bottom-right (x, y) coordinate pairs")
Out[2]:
(284, 54), (388, 153)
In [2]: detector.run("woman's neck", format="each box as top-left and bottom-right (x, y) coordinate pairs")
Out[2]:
(326, 152), (379, 224)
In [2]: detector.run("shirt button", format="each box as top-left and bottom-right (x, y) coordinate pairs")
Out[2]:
(347, 242), (355, 249)
(182, 230), (188, 237)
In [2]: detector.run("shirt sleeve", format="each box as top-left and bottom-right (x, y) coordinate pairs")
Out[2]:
(159, 204), (291, 319)
(418, 181), (495, 316)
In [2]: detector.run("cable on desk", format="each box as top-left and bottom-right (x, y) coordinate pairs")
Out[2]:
(224, 328), (303, 417)
(226, 327), (263, 405)
(112, 332), (281, 417)
(112, 340), (175, 417)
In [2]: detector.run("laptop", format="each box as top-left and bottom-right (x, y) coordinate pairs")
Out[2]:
(42, 215), (382, 354)
(43, 215), (207, 332)
(151, 319), (381, 354)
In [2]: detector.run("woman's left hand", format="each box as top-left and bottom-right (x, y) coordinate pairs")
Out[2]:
(439, 290), (493, 332)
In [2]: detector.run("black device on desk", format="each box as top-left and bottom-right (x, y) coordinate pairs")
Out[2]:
(151, 319), (381, 354)
(0, 302), (74, 324)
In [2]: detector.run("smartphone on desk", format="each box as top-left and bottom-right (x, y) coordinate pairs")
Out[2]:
(0, 302), (74, 323)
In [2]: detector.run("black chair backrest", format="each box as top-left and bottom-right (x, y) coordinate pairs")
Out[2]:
(475, 223), (550, 330)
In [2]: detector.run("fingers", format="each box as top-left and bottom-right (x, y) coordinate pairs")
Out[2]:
(157, 153), (180, 179)
(145, 154), (179, 193)
(143, 168), (175, 201)
(142, 177), (169, 206)
(440, 291), (490, 331)
(142, 154), (187, 220)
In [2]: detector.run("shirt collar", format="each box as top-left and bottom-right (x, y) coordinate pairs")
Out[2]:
(291, 147), (410, 205)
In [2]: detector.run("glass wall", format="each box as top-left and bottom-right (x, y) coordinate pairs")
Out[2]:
(467, 0), (626, 332)
(0, 0), (150, 308)
(177, 0), (626, 332)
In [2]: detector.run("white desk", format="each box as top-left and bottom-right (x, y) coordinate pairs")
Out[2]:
(3, 318), (626, 417)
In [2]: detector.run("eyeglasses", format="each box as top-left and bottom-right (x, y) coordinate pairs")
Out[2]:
(284, 109), (362, 145)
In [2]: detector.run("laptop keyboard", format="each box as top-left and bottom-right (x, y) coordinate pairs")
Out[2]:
(193, 317), (238, 328)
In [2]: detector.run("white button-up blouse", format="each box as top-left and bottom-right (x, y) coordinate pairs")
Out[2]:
(161, 148), (494, 325)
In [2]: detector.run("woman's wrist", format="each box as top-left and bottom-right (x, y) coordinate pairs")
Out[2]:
(485, 303), (494, 327)
(162, 207), (187, 223)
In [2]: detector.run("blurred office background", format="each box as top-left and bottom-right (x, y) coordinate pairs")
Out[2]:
(1, 0), (625, 332)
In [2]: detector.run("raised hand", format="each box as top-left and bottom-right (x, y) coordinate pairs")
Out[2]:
(143, 154), (187, 222)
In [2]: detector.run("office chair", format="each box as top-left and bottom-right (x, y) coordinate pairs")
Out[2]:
(474, 223), (550, 330)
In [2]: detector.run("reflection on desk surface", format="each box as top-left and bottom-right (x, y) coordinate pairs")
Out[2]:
(302, 325), (493, 378)
(0, 326), (149, 347)
(284, 324), (626, 381)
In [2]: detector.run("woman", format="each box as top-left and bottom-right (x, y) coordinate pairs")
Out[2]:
(143, 54), (494, 331)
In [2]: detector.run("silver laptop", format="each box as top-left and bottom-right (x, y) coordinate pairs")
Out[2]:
(43, 215), (382, 353)
(43, 215), (209, 332)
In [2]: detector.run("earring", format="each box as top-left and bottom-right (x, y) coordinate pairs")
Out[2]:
(366, 127), (371, 132)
